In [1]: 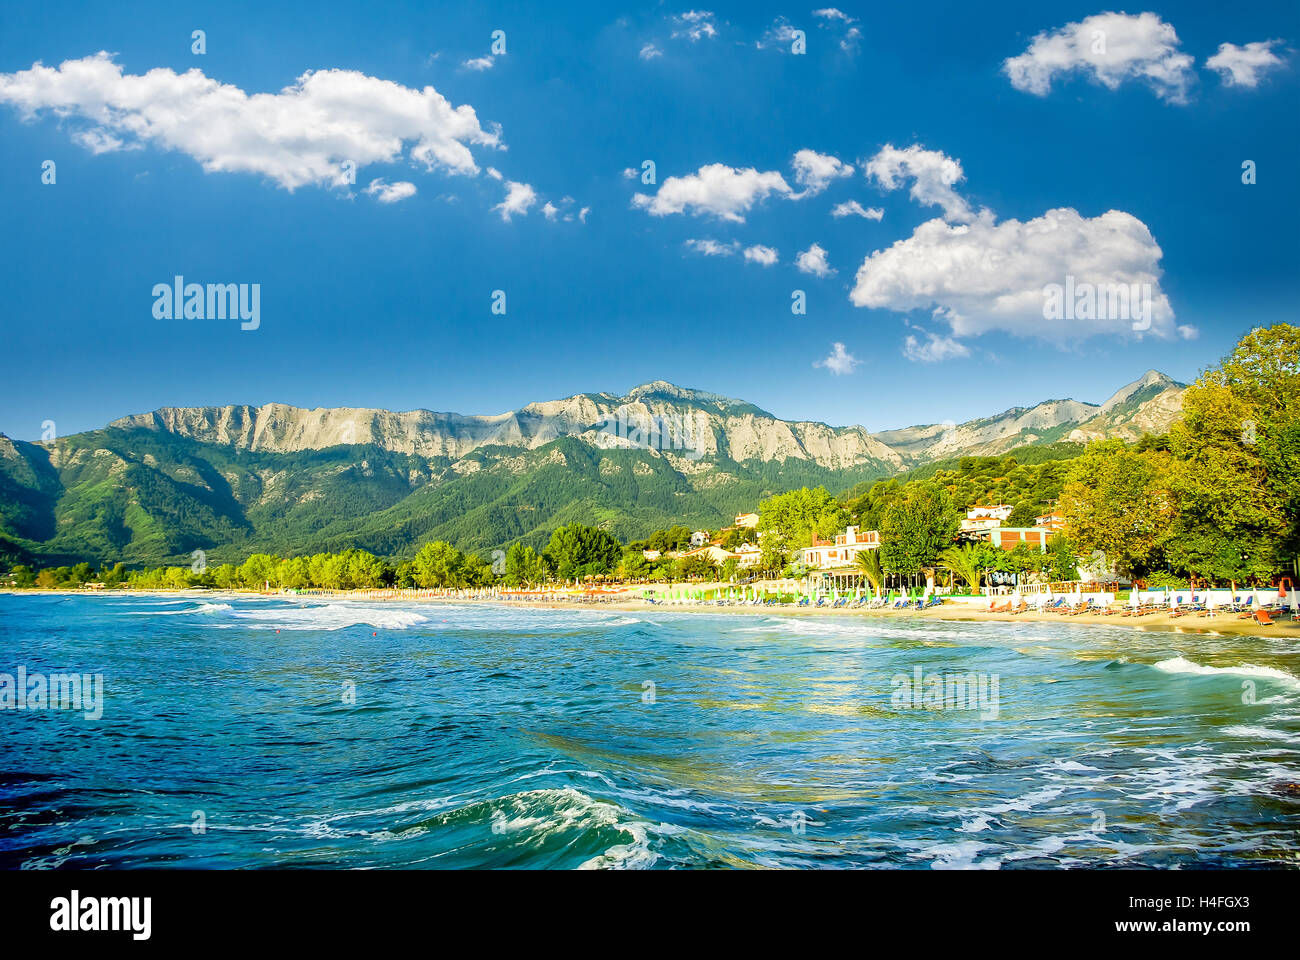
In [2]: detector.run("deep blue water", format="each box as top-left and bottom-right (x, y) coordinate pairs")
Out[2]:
(1, 593), (1298, 869)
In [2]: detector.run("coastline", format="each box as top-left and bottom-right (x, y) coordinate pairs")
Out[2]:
(4, 588), (1295, 638)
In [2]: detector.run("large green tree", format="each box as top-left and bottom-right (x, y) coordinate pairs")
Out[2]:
(757, 487), (846, 554)
(878, 484), (960, 576)
(1059, 441), (1175, 578)
(543, 523), (622, 580)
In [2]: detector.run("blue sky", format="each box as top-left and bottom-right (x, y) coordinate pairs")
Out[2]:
(0, 1), (1296, 440)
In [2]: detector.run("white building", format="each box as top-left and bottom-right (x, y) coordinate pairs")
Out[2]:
(961, 504), (1014, 534)
(690, 530), (710, 548)
(802, 526), (880, 569)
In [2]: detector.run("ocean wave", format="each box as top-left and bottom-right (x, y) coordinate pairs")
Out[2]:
(226, 602), (431, 631)
(476, 787), (659, 870)
(1221, 725), (1300, 744)
(1153, 656), (1300, 689)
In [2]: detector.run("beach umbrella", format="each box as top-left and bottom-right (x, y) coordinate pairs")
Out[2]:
(1129, 590), (1140, 610)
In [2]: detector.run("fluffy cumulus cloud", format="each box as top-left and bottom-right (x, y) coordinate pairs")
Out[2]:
(685, 237), (739, 257)
(639, 43), (663, 60)
(743, 244), (778, 266)
(462, 56), (495, 71)
(791, 149), (853, 195)
(814, 341), (861, 374)
(813, 8), (853, 23)
(865, 144), (973, 222)
(364, 178), (417, 203)
(757, 18), (801, 52)
(1206, 40), (1287, 87)
(0, 52), (502, 190)
(812, 8), (860, 52)
(850, 207), (1180, 341)
(1002, 12), (1194, 103)
(795, 242), (834, 278)
(632, 162), (793, 222)
(831, 200), (883, 220)
(672, 11), (717, 42)
(902, 331), (970, 363)
(493, 180), (537, 221)
(633, 150), (855, 222)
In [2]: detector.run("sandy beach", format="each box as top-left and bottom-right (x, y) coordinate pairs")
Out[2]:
(6, 588), (1296, 638)
(497, 595), (1298, 639)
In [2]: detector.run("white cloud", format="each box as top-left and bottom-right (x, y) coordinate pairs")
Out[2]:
(795, 243), (834, 278)
(1002, 12), (1194, 103)
(814, 341), (861, 374)
(462, 56), (495, 71)
(865, 144), (973, 222)
(758, 18), (801, 51)
(1206, 40), (1287, 88)
(364, 178), (417, 203)
(902, 331), (970, 363)
(639, 43), (663, 60)
(831, 200), (883, 220)
(485, 166), (504, 181)
(541, 201), (559, 221)
(743, 244), (778, 266)
(685, 238), (739, 257)
(578, 206), (590, 222)
(632, 162), (793, 222)
(0, 52), (501, 190)
(621, 167), (639, 179)
(850, 207), (1179, 341)
(493, 180), (537, 221)
(812, 8), (860, 52)
(791, 149), (853, 195)
(73, 128), (134, 154)
(672, 11), (717, 42)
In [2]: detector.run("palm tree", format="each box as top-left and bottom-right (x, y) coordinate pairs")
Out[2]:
(940, 543), (983, 594)
(854, 548), (884, 594)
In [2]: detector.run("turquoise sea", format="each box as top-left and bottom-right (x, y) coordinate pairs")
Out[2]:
(1, 593), (1297, 869)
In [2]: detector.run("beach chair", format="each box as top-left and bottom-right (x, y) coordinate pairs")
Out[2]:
(1253, 609), (1277, 626)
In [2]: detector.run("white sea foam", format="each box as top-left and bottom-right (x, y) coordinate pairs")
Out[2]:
(476, 787), (659, 870)
(1153, 656), (1300, 689)
(195, 602), (232, 614)
(226, 602), (431, 631)
(1221, 725), (1300, 744)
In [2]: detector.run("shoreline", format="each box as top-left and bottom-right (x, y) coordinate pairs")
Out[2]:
(4, 588), (1296, 638)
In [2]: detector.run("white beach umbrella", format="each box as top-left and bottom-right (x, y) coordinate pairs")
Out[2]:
(1129, 589), (1140, 609)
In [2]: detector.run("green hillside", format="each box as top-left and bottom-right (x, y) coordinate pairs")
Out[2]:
(0, 427), (893, 566)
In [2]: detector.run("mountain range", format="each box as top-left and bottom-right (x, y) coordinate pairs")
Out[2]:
(0, 370), (1186, 566)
